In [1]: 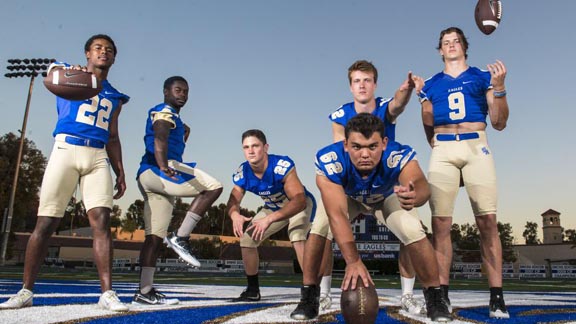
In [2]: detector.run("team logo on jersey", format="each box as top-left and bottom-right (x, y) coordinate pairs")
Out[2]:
(387, 150), (405, 168)
(482, 147), (490, 155)
(233, 167), (244, 182)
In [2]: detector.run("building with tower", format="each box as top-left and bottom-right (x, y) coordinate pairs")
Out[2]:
(541, 209), (563, 244)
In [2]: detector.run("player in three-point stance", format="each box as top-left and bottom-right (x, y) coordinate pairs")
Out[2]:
(0, 34), (130, 311)
(291, 60), (426, 320)
(414, 26), (510, 319)
(295, 113), (452, 322)
(134, 76), (223, 305)
(227, 129), (315, 302)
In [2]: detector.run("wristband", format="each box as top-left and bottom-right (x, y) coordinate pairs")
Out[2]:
(493, 89), (507, 98)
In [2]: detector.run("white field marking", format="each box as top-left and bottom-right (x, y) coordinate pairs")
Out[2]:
(0, 283), (575, 324)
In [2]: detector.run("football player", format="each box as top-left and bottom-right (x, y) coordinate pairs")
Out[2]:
(227, 129), (315, 302)
(134, 76), (223, 305)
(292, 60), (426, 319)
(415, 26), (510, 319)
(0, 34), (129, 311)
(308, 113), (451, 322)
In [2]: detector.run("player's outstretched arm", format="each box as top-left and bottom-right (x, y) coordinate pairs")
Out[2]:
(486, 60), (509, 131)
(317, 174), (373, 291)
(226, 186), (250, 238)
(388, 72), (417, 121)
(106, 103), (125, 199)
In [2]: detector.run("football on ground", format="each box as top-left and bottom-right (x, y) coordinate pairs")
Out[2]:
(474, 0), (502, 35)
(340, 277), (379, 324)
(43, 68), (101, 100)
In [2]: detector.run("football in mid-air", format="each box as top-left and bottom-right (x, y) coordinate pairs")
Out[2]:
(474, 0), (502, 35)
(340, 277), (379, 324)
(43, 68), (101, 101)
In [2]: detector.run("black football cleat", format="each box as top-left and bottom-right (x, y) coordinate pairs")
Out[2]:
(230, 289), (261, 302)
(424, 287), (453, 322)
(290, 285), (320, 320)
(489, 294), (510, 319)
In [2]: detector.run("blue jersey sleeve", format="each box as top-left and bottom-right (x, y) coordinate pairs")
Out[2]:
(232, 163), (248, 189)
(382, 141), (417, 182)
(270, 155), (296, 182)
(315, 142), (347, 185)
(329, 103), (353, 126)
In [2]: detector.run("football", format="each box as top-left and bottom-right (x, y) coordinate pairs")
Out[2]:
(43, 68), (102, 101)
(340, 277), (379, 324)
(474, 0), (502, 35)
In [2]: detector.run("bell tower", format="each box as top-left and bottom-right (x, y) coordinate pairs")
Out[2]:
(541, 209), (563, 244)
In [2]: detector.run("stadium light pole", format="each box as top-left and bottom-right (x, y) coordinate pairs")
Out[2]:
(0, 58), (53, 266)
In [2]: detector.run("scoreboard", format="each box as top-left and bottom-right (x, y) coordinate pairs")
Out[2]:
(333, 215), (401, 260)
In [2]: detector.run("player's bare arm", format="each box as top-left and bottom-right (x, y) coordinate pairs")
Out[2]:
(486, 60), (509, 131)
(247, 169), (306, 241)
(387, 72), (417, 121)
(226, 186), (250, 238)
(317, 174), (374, 291)
(332, 123), (346, 143)
(183, 123), (190, 142)
(420, 100), (435, 146)
(394, 160), (430, 210)
(152, 119), (177, 179)
(106, 103), (126, 199)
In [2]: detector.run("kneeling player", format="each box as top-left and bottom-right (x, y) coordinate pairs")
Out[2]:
(227, 129), (315, 301)
(291, 113), (452, 322)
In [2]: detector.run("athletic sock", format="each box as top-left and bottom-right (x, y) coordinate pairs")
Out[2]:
(401, 276), (415, 296)
(320, 275), (332, 295)
(177, 211), (202, 237)
(140, 267), (156, 294)
(247, 274), (259, 292)
(490, 287), (504, 299)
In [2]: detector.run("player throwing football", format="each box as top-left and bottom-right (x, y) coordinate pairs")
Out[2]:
(414, 26), (510, 319)
(0, 34), (129, 312)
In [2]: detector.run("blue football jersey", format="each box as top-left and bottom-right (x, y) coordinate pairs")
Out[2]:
(420, 67), (492, 126)
(51, 62), (129, 143)
(329, 97), (396, 141)
(137, 103), (187, 176)
(233, 154), (305, 211)
(315, 141), (416, 204)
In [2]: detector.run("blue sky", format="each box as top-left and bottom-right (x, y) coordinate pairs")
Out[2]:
(1, 1), (575, 243)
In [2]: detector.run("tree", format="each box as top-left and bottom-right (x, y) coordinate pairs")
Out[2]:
(450, 223), (463, 248)
(120, 215), (139, 240)
(523, 221), (540, 245)
(110, 205), (123, 228)
(126, 199), (145, 230)
(57, 197), (89, 234)
(564, 229), (576, 244)
(451, 222), (516, 263)
(168, 198), (190, 233)
(498, 222), (517, 263)
(0, 133), (46, 232)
